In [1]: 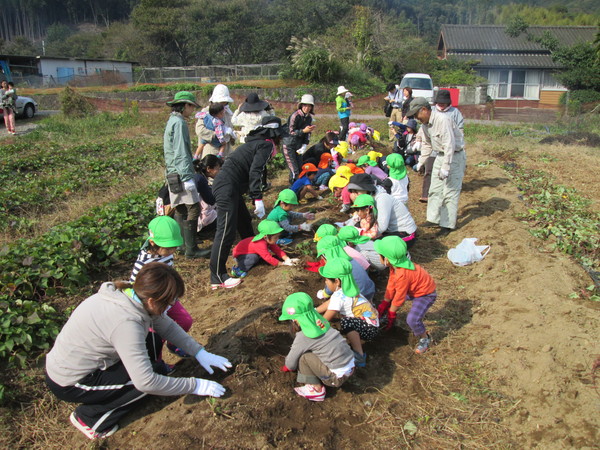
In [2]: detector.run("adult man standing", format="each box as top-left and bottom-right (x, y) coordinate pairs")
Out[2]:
(406, 97), (466, 235)
(384, 83), (403, 141)
(164, 91), (210, 258)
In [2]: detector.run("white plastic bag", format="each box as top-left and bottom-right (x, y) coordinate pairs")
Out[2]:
(447, 238), (490, 266)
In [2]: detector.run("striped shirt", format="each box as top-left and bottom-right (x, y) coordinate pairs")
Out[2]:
(130, 250), (174, 282)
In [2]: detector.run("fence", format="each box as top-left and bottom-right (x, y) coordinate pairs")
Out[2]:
(134, 64), (283, 84)
(11, 70), (133, 88)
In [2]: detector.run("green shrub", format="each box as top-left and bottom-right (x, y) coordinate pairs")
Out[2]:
(559, 90), (600, 115)
(59, 86), (96, 117)
(127, 84), (160, 92)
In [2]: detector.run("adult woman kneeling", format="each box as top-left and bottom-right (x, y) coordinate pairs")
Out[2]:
(45, 262), (231, 441)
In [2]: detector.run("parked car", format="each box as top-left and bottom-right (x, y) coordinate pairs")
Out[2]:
(0, 95), (38, 119)
(400, 73), (437, 104)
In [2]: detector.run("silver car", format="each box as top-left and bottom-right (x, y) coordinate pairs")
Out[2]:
(1, 95), (38, 119)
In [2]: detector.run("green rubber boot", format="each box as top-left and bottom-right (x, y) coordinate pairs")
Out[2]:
(183, 220), (211, 259)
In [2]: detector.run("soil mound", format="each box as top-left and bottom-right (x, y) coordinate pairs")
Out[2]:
(539, 132), (600, 147)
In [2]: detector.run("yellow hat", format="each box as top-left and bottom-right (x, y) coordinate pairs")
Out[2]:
(336, 165), (353, 180)
(328, 174), (349, 191)
(334, 141), (349, 158)
(368, 151), (383, 161)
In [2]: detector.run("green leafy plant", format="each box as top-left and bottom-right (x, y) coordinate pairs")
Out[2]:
(59, 86), (96, 117)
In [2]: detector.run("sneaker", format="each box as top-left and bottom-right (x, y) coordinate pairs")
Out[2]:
(294, 384), (326, 402)
(166, 343), (191, 358)
(153, 360), (176, 375)
(276, 237), (293, 246)
(211, 277), (242, 290)
(230, 266), (248, 278)
(415, 335), (431, 354)
(353, 351), (367, 368)
(70, 412), (119, 440)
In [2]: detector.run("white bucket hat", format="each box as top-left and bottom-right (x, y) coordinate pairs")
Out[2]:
(336, 86), (348, 96)
(299, 94), (314, 106)
(209, 84), (233, 103)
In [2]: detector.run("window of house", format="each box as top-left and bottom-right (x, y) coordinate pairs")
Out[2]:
(486, 69), (540, 100)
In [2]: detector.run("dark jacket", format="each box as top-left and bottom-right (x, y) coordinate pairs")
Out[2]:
(213, 135), (274, 200)
(401, 96), (414, 118)
(286, 109), (313, 149)
(302, 141), (329, 164)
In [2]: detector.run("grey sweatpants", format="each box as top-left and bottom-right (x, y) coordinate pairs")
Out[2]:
(297, 353), (353, 387)
(427, 150), (466, 229)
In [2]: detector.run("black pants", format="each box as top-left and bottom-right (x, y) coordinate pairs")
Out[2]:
(45, 332), (161, 434)
(282, 144), (303, 184)
(210, 181), (254, 284)
(339, 117), (350, 141)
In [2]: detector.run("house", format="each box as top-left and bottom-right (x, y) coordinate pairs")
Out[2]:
(437, 25), (598, 107)
(0, 54), (135, 86)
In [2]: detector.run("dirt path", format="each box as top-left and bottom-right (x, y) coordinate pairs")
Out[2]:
(44, 137), (596, 448)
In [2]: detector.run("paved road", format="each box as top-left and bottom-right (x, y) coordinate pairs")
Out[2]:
(0, 110), (58, 138)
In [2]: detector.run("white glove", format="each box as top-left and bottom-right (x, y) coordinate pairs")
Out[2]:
(296, 144), (308, 155)
(183, 179), (196, 190)
(282, 259), (294, 266)
(344, 215), (359, 226)
(195, 348), (232, 375)
(316, 289), (331, 300)
(299, 222), (312, 232)
(415, 163), (422, 172)
(388, 121), (393, 126)
(438, 169), (449, 180)
(340, 204), (350, 213)
(316, 195), (324, 200)
(289, 258), (300, 265)
(194, 378), (226, 397)
(304, 212), (316, 220)
(254, 200), (266, 218)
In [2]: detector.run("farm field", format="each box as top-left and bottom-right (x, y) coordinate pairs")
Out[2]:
(0, 104), (598, 449)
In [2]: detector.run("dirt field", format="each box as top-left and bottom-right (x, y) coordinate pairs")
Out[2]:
(2, 107), (598, 449)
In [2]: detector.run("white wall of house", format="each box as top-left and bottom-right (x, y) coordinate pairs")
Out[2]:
(477, 69), (566, 101)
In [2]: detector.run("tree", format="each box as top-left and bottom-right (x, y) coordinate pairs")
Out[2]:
(551, 42), (600, 91)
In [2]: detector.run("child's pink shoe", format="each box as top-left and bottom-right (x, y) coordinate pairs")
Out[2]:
(294, 384), (326, 401)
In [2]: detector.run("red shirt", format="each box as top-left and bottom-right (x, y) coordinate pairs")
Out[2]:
(233, 237), (286, 266)
(385, 263), (436, 307)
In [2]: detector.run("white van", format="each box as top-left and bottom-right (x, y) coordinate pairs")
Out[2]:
(399, 73), (436, 104)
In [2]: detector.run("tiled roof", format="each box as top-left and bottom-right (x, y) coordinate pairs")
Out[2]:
(447, 53), (561, 69)
(440, 25), (598, 52)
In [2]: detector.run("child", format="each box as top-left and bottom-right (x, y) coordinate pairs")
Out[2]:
(231, 220), (297, 278)
(328, 174), (351, 213)
(194, 103), (233, 159)
(316, 235), (375, 301)
(336, 226), (371, 270)
(313, 223), (337, 242)
(384, 153), (409, 205)
(374, 236), (436, 354)
(130, 216), (194, 362)
(348, 123), (368, 152)
(357, 155), (387, 181)
(316, 258), (379, 367)
(331, 141), (349, 168)
(351, 194), (379, 239)
(290, 163), (323, 202)
(279, 292), (355, 401)
(267, 189), (315, 244)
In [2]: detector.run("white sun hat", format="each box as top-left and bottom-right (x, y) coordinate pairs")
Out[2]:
(209, 84), (234, 103)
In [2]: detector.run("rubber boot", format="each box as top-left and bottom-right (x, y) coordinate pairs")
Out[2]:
(183, 220), (210, 259)
(174, 213), (185, 253)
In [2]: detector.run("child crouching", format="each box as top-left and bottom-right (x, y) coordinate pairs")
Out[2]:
(374, 236), (436, 354)
(267, 189), (315, 242)
(280, 292), (355, 402)
(231, 220), (297, 278)
(316, 258), (379, 367)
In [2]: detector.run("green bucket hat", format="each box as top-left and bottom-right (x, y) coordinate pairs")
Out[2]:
(314, 223), (337, 242)
(252, 220), (284, 242)
(386, 153), (407, 180)
(338, 226), (370, 245)
(146, 216), (183, 248)
(166, 91), (200, 107)
(373, 236), (415, 270)
(319, 258), (359, 297)
(357, 155), (377, 167)
(351, 194), (377, 216)
(316, 235), (351, 261)
(279, 292), (330, 338)
(275, 189), (299, 206)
